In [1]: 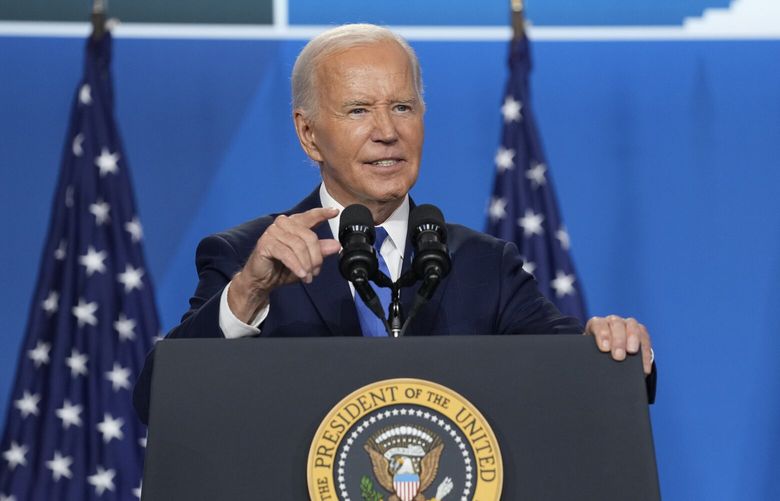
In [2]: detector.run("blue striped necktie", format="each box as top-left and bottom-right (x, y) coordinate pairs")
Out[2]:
(355, 227), (391, 337)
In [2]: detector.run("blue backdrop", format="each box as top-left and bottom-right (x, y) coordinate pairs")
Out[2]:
(1, 2), (780, 499)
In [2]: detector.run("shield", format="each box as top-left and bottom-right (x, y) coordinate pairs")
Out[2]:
(394, 473), (421, 501)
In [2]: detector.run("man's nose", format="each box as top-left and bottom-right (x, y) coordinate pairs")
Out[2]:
(370, 109), (399, 144)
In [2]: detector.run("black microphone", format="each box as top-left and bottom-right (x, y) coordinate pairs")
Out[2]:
(410, 204), (451, 296)
(338, 204), (389, 330)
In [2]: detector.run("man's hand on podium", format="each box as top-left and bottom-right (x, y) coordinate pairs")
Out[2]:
(585, 316), (654, 374)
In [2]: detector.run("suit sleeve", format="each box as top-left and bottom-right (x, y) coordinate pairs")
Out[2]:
(132, 234), (245, 424)
(496, 241), (584, 334)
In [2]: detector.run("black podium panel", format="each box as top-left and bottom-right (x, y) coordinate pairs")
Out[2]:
(142, 335), (659, 500)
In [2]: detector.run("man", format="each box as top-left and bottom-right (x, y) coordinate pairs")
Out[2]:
(133, 24), (654, 425)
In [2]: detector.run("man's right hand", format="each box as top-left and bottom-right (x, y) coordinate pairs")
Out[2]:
(227, 207), (341, 323)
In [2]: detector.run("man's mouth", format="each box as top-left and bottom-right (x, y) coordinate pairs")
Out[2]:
(367, 158), (403, 167)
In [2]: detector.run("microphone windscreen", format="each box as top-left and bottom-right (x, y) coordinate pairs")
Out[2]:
(338, 204), (375, 244)
(410, 204), (447, 242)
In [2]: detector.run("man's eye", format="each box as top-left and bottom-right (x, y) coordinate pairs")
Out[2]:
(394, 104), (411, 112)
(349, 108), (367, 115)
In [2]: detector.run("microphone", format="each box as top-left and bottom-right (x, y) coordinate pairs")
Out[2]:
(338, 204), (389, 329)
(410, 204), (451, 297)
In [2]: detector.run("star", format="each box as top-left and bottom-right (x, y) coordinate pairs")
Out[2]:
(89, 200), (111, 226)
(72, 299), (99, 327)
(118, 265), (144, 293)
(139, 436), (147, 448)
(526, 162), (547, 188)
(488, 197), (507, 221)
(501, 95), (522, 122)
(520, 257), (537, 276)
(124, 217), (143, 243)
(551, 270), (576, 297)
(42, 290), (59, 315)
(65, 349), (88, 377)
(65, 186), (74, 208)
(518, 209), (545, 237)
(45, 451), (73, 481)
(97, 414), (124, 443)
(79, 84), (92, 105)
(494, 147), (515, 172)
(2, 442), (27, 470)
(72, 133), (84, 157)
(87, 466), (116, 495)
(28, 340), (51, 368)
(14, 391), (40, 418)
(54, 240), (67, 260)
(556, 226), (571, 251)
(105, 363), (132, 392)
(114, 314), (137, 341)
(55, 400), (83, 429)
(133, 481), (143, 499)
(78, 246), (107, 276)
(0, 493), (17, 501)
(94, 147), (120, 177)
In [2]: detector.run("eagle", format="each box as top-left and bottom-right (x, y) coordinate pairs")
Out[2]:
(364, 435), (452, 501)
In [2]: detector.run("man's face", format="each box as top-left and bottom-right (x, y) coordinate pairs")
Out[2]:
(295, 41), (424, 217)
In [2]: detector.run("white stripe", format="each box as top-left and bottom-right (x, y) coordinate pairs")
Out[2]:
(272, 0), (287, 30)
(1, 22), (779, 40)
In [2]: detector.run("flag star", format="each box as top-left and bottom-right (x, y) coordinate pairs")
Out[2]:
(97, 414), (125, 443)
(521, 258), (537, 276)
(526, 162), (547, 188)
(118, 265), (144, 293)
(501, 95), (523, 122)
(551, 270), (576, 297)
(94, 147), (120, 177)
(14, 391), (40, 418)
(3, 442), (28, 470)
(65, 349), (89, 377)
(124, 217), (144, 243)
(89, 200), (111, 225)
(139, 436), (147, 448)
(42, 290), (59, 315)
(87, 466), (116, 495)
(28, 340), (51, 368)
(114, 314), (137, 341)
(79, 84), (92, 105)
(518, 209), (545, 237)
(55, 400), (83, 429)
(488, 197), (507, 221)
(79, 246), (107, 276)
(133, 481), (143, 499)
(72, 298), (99, 327)
(72, 133), (84, 157)
(65, 186), (74, 208)
(494, 147), (515, 172)
(54, 239), (67, 260)
(556, 226), (571, 250)
(105, 363), (131, 392)
(45, 451), (73, 481)
(0, 493), (17, 501)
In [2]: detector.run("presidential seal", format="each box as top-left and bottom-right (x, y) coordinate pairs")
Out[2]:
(307, 378), (502, 501)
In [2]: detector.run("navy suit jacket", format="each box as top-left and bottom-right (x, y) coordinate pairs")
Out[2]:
(133, 187), (588, 424)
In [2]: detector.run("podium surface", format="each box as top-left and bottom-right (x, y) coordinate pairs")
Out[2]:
(142, 335), (659, 500)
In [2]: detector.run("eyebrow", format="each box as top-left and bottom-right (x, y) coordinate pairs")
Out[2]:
(341, 97), (419, 108)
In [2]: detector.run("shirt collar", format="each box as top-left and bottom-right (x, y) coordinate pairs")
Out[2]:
(319, 183), (408, 256)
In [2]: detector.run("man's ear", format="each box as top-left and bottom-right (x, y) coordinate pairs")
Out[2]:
(293, 109), (324, 163)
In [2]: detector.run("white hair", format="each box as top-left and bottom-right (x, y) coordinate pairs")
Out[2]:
(291, 23), (424, 118)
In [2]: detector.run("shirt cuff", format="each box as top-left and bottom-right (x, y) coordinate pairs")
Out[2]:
(218, 281), (269, 339)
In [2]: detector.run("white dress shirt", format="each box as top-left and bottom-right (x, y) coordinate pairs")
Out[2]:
(218, 184), (409, 339)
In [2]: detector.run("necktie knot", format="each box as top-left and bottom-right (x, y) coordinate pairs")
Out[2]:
(374, 226), (389, 252)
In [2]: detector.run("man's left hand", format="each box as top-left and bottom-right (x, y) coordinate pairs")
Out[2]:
(585, 316), (653, 375)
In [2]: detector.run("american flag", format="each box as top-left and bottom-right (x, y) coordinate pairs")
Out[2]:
(485, 31), (588, 321)
(0, 33), (158, 500)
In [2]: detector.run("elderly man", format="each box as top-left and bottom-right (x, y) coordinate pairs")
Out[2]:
(133, 24), (654, 424)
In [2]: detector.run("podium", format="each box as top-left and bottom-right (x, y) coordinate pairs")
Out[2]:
(141, 335), (659, 500)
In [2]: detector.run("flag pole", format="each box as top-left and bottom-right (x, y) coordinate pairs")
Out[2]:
(91, 0), (107, 39)
(510, 0), (525, 39)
